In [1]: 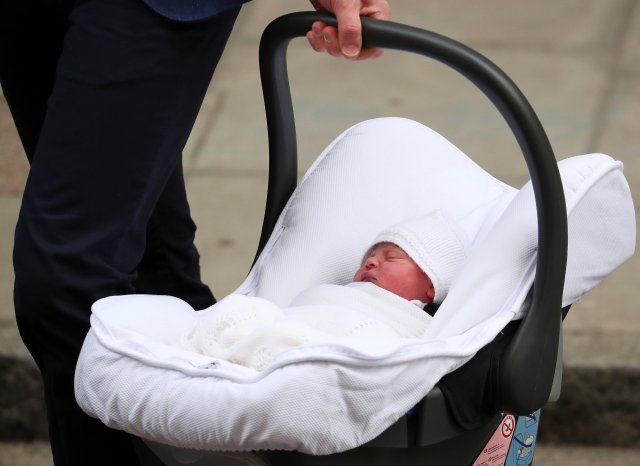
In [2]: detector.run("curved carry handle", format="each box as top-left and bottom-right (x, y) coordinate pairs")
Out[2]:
(257, 12), (567, 415)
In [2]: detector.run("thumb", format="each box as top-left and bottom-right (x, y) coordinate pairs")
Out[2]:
(333, 0), (362, 57)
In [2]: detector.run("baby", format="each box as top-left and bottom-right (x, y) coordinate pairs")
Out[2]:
(354, 242), (435, 304)
(352, 209), (470, 308)
(353, 242), (436, 304)
(186, 210), (470, 371)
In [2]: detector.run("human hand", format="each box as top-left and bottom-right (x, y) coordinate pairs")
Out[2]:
(307, 0), (391, 60)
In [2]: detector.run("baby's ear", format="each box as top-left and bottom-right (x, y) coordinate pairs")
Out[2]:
(426, 285), (436, 303)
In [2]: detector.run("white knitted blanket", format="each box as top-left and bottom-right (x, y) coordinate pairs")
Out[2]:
(181, 282), (431, 371)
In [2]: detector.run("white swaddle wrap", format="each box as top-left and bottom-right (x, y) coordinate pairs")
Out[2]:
(75, 118), (635, 456)
(182, 283), (431, 371)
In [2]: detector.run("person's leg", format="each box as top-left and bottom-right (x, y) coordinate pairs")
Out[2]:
(9, 0), (239, 463)
(0, 0), (215, 311)
(134, 162), (215, 310)
(0, 1), (72, 162)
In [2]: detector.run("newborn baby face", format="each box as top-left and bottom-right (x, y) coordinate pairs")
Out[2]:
(353, 242), (435, 303)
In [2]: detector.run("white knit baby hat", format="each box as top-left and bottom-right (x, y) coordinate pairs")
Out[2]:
(369, 210), (471, 304)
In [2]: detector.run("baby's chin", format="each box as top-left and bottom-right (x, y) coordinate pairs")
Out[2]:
(355, 276), (373, 283)
(354, 279), (391, 294)
(355, 280), (426, 302)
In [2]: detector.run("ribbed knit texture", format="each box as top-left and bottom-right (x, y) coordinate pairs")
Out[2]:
(371, 210), (470, 304)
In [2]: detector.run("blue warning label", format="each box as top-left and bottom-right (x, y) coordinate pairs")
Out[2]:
(504, 410), (540, 466)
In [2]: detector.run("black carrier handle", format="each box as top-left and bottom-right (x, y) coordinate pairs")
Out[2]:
(257, 11), (567, 415)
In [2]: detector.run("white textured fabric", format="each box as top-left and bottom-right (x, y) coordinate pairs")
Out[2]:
(236, 118), (513, 305)
(370, 210), (471, 304)
(182, 282), (431, 371)
(75, 118), (635, 455)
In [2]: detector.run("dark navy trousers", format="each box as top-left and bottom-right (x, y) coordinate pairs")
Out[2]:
(0, 0), (240, 464)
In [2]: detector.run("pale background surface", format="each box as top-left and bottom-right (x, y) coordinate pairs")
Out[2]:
(0, 0), (638, 463)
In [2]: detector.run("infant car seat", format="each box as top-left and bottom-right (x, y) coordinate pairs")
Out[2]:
(262, 13), (561, 463)
(79, 12), (633, 466)
(243, 13), (564, 466)
(133, 12), (564, 466)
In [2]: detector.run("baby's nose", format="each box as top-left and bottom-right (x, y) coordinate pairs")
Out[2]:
(365, 256), (378, 268)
